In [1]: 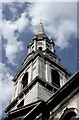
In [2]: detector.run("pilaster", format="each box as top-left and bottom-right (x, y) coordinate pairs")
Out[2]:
(28, 63), (33, 84)
(46, 61), (51, 84)
(34, 39), (37, 51)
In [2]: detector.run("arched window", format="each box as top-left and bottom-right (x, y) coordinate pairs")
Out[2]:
(60, 108), (77, 120)
(38, 47), (42, 51)
(51, 69), (60, 87)
(22, 72), (28, 89)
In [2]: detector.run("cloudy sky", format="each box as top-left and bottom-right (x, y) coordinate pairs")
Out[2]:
(0, 1), (78, 119)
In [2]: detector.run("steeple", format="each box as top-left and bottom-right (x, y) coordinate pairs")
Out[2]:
(37, 20), (45, 35)
(4, 21), (71, 120)
(27, 20), (57, 58)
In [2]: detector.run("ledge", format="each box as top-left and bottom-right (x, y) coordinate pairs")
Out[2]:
(5, 76), (55, 113)
(12, 51), (71, 82)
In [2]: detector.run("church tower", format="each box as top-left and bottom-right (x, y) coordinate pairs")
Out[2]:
(5, 21), (71, 119)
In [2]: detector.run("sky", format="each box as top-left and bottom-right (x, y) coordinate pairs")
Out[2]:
(0, 1), (78, 119)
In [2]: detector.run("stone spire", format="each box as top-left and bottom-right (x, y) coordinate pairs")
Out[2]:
(37, 20), (45, 35)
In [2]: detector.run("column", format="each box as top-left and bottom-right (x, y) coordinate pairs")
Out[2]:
(28, 63), (33, 84)
(18, 80), (22, 93)
(52, 44), (54, 53)
(36, 57), (39, 77)
(34, 39), (37, 51)
(43, 40), (46, 51)
(16, 81), (19, 97)
(46, 61), (48, 82)
(46, 61), (51, 83)
(11, 82), (17, 101)
(28, 47), (31, 54)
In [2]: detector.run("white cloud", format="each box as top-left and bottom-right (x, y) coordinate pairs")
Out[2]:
(1, 2), (77, 65)
(1, 5), (28, 65)
(28, 2), (77, 49)
(0, 1), (77, 119)
(0, 0), (78, 2)
(15, 12), (29, 32)
(0, 62), (13, 119)
(4, 41), (24, 65)
(29, 2), (76, 27)
(3, 2), (26, 21)
(46, 19), (77, 49)
(0, 37), (2, 63)
(55, 20), (77, 49)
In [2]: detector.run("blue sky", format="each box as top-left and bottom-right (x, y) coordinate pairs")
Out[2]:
(0, 1), (77, 119)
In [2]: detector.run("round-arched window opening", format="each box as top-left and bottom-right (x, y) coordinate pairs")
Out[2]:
(60, 108), (77, 120)
(22, 72), (28, 89)
(51, 69), (60, 87)
(38, 47), (42, 51)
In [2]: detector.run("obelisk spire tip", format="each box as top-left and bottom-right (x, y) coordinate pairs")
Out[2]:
(37, 20), (45, 35)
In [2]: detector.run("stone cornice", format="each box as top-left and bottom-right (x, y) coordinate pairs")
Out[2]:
(12, 51), (71, 82)
(5, 76), (55, 113)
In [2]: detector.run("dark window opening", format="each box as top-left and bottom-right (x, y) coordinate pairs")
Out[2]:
(54, 88), (57, 93)
(22, 72), (28, 88)
(17, 100), (24, 108)
(60, 108), (77, 120)
(38, 47), (42, 51)
(51, 70), (60, 87)
(64, 112), (76, 120)
(60, 111), (77, 120)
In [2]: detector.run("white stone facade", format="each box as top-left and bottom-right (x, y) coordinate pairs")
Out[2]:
(12, 53), (69, 102)
(10, 22), (71, 113)
(52, 92), (79, 119)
